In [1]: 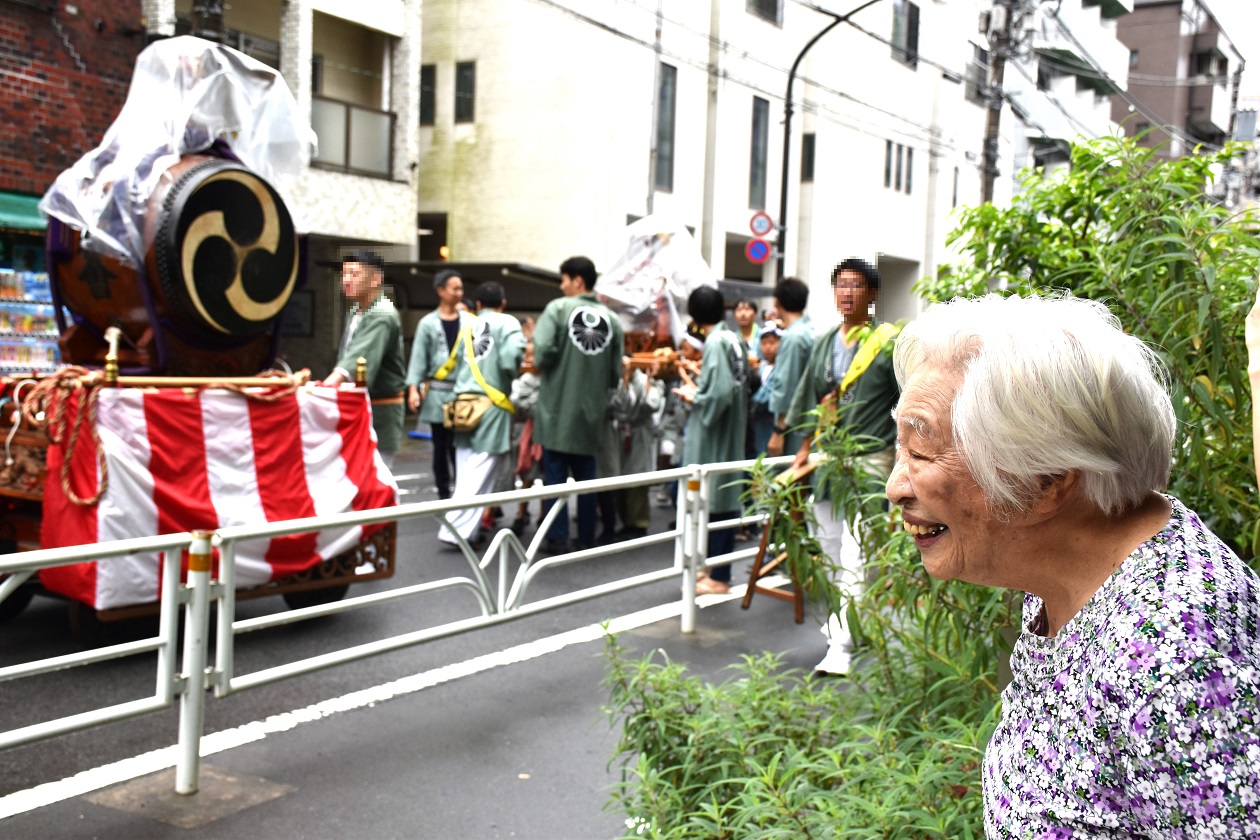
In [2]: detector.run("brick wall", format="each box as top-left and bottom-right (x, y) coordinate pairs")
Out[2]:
(0, 1), (144, 196)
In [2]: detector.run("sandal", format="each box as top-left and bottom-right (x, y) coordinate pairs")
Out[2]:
(695, 577), (730, 595)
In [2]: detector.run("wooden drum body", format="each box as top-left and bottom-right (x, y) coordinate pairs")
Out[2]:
(47, 154), (299, 376)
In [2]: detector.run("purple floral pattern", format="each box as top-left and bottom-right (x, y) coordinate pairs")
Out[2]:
(984, 497), (1260, 838)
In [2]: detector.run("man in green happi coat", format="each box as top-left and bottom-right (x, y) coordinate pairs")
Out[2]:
(324, 249), (407, 468)
(406, 270), (472, 499)
(673, 286), (749, 595)
(532, 256), (625, 551)
(437, 281), (525, 547)
(765, 277), (815, 459)
(786, 257), (901, 674)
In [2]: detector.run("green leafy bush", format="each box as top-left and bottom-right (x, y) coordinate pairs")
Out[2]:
(603, 135), (1259, 837)
(604, 422), (1012, 838)
(923, 135), (1260, 559)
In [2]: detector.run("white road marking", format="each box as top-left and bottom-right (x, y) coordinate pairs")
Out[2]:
(0, 576), (789, 818)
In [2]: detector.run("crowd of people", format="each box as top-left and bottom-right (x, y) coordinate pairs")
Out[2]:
(330, 248), (898, 673)
(385, 253), (897, 607)
(331, 247), (1260, 833)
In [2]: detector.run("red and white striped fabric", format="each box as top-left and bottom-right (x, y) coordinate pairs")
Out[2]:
(39, 385), (398, 610)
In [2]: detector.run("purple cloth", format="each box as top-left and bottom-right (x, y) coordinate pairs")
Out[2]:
(985, 496), (1260, 838)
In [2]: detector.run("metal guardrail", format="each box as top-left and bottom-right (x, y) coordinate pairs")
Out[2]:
(0, 456), (794, 795)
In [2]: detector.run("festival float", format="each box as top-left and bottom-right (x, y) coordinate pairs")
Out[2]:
(0, 37), (398, 634)
(596, 213), (718, 375)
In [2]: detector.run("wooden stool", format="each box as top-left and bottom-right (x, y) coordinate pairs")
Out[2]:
(741, 512), (806, 623)
(741, 459), (817, 624)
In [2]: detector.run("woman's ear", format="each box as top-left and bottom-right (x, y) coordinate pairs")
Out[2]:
(1033, 470), (1079, 518)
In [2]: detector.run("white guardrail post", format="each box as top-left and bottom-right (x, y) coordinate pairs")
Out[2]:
(680, 469), (700, 633)
(176, 530), (214, 795)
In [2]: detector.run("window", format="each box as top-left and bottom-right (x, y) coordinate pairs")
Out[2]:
(1037, 59), (1060, 92)
(749, 97), (769, 210)
(1129, 49), (1139, 69)
(311, 54), (324, 95)
(884, 140), (912, 195)
(419, 64), (436, 126)
(455, 61), (476, 123)
(965, 44), (989, 105)
(417, 213), (448, 261)
(801, 133), (815, 183)
(656, 63), (677, 192)
(747, 0), (780, 24)
(891, 0), (919, 68)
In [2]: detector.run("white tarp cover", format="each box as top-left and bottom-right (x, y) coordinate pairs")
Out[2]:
(40, 35), (314, 269)
(596, 213), (717, 346)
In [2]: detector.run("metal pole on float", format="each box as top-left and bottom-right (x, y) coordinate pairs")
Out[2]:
(176, 530), (214, 795)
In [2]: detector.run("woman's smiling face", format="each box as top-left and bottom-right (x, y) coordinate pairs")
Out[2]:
(886, 365), (1026, 587)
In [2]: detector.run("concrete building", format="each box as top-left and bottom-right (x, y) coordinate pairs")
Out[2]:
(417, 0), (997, 328)
(1111, 0), (1245, 159)
(1002, 0), (1133, 177)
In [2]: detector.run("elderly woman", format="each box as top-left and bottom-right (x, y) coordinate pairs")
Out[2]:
(885, 293), (1260, 837)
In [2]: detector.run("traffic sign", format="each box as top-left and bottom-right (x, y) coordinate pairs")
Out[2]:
(749, 211), (774, 237)
(745, 238), (772, 265)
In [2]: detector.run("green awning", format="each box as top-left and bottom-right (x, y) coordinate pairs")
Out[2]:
(0, 192), (46, 232)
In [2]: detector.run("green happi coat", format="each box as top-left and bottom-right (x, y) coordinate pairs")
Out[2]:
(532, 292), (624, 456)
(406, 309), (474, 425)
(682, 322), (749, 512)
(769, 312), (815, 453)
(447, 310), (526, 455)
(786, 319), (900, 452)
(336, 293), (407, 453)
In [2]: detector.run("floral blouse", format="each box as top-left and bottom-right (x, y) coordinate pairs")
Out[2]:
(984, 496), (1260, 838)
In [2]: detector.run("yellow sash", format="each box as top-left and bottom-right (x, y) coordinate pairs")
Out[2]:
(432, 324), (466, 381)
(837, 322), (900, 397)
(464, 327), (515, 413)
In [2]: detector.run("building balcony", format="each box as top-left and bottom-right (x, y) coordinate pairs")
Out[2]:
(1188, 77), (1232, 139)
(311, 96), (396, 179)
(1031, 0), (1129, 95)
(1083, 0), (1132, 20)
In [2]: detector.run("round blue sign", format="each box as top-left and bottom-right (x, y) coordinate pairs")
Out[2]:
(745, 239), (771, 265)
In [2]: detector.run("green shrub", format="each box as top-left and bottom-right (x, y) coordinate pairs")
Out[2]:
(603, 135), (1259, 836)
(604, 422), (1012, 838)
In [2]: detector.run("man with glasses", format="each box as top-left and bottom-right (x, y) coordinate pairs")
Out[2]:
(785, 258), (901, 674)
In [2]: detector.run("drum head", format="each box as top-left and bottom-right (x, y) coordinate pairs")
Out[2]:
(152, 159), (298, 341)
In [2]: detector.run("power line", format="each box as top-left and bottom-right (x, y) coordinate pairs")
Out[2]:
(1043, 7), (1224, 152)
(524, 0), (973, 153)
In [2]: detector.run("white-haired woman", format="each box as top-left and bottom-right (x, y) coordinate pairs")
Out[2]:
(886, 293), (1260, 837)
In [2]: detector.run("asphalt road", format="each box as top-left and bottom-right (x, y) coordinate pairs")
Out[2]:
(0, 436), (833, 839)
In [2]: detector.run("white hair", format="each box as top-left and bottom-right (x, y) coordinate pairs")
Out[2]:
(893, 293), (1175, 517)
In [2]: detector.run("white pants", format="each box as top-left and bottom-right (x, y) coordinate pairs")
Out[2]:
(814, 446), (895, 659)
(439, 448), (508, 544)
(815, 499), (862, 651)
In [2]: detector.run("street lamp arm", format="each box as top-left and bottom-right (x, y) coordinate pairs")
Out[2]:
(776, 0), (888, 282)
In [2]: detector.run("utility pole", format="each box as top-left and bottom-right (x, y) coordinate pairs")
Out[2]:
(776, 0), (886, 282)
(981, 0), (1015, 204)
(647, 0), (664, 215)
